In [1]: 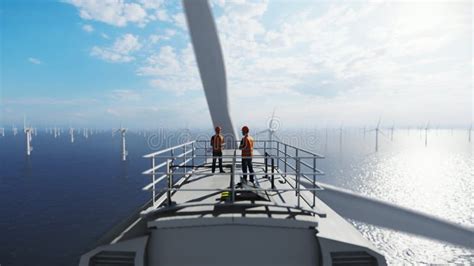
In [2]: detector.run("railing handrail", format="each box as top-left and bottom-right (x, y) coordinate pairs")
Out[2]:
(143, 140), (195, 158)
(194, 139), (325, 158)
(142, 138), (325, 212)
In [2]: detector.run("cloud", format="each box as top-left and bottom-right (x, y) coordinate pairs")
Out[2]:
(137, 45), (202, 94)
(67, 0), (147, 27)
(63, 0), (471, 127)
(91, 33), (141, 63)
(148, 29), (176, 44)
(109, 89), (142, 101)
(66, 0), (170, 27)
(82, 24), (94, 32)
(28, 57), (41, 64)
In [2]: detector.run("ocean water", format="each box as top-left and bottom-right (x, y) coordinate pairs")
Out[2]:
(0, 128), (472, 265)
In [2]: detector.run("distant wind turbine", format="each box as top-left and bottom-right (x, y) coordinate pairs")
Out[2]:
(368, 118), (385, 152)
(256, 109), (280, 150)
(390, 123), (395, 141)
(69, 127), (75, 143)
(0, 127), (4, 137)
(114, 124), (128, 161)
(23, 116), (33, 156)
(424, 122), (430, 147)
(12, 124), (18, 136)
(339, 124), (343, 150)
(468, 124), (472, 143)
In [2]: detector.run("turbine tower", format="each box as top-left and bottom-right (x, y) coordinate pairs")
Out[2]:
(424, 122), (429, 147)
(0, 127), (4, 137)
(468, 123), (472, 142)
(23, 116), (33, 156)
(256, 109), (279, 151)
(69, 127), (75, 143)
(369, 119), (383, 152)
(390, 124), (394, 141)
(339, 124), (343, 150)
(12, 124), (18, 136)
(115, 125), (128, 161)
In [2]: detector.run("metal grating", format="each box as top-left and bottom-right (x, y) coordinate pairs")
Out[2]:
(90, 251), (135, 266)
(331, 251), (378, 266)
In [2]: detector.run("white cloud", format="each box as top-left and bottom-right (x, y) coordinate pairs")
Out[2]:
(28, 57), (42, 64)
(67, 0), (172, 27)
(109, 89), (142, 101)
(82, 24), (94, 32)
(91, 33), (141, 63)
(137, 45), (202, 94)
(148, 29), (176, 44)
(171, 12), (187, 30)
(64, 1), (471, 127)
(67, 0), (148, 27)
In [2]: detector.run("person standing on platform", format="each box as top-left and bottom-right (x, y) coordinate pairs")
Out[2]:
(211, 126), (225, 173)
(239, 126), (255, 183)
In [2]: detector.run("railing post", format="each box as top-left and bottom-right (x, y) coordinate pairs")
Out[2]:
(191, 142), (195, 171)
(166, 159), (172, 206)
(231, 150), (236, 202)
(264, 152), (268, 178)
(184, 144), (187, 170)
(295, 148), (299, 196)
(276, 142), (280, 169)
(313, 156), (316, 208)
(152, 156), (156, 207)
(264, 141), (267, 156)
(271, 157), (275, 189)
(284, 144), (287, 177)
(296, 157), (301, 208)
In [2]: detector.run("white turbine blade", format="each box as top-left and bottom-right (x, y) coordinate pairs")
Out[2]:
(256, 129), (270, 136)
(377, 118), (381, 128)
(273, 133), (282, 141)
(309, 182), (474, 248)
(183, 0), (236, 146)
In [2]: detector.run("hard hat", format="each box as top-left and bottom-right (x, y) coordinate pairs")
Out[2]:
(242, 126), (249, 133)
(215, 126), (221, 131)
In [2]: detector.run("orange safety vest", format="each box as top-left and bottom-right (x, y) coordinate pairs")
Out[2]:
(211, 134), (224, 151)
(240, 135), (254, 157)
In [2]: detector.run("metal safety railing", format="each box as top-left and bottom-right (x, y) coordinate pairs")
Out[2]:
(142, 139), (325, 213)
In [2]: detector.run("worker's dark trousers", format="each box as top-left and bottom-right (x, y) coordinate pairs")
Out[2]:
(212, 150), (223, 173)
(242, 158), (254, 182)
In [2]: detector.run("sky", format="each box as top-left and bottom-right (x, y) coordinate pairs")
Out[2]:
(0, 0), (472, 130)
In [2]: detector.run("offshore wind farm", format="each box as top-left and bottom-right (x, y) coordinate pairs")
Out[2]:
(1, 0), (472, 265)
(0, 125), (473, 265)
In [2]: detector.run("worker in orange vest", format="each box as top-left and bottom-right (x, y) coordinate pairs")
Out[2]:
(211, 126), (225, 173)
(239, 126), (254, 182)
